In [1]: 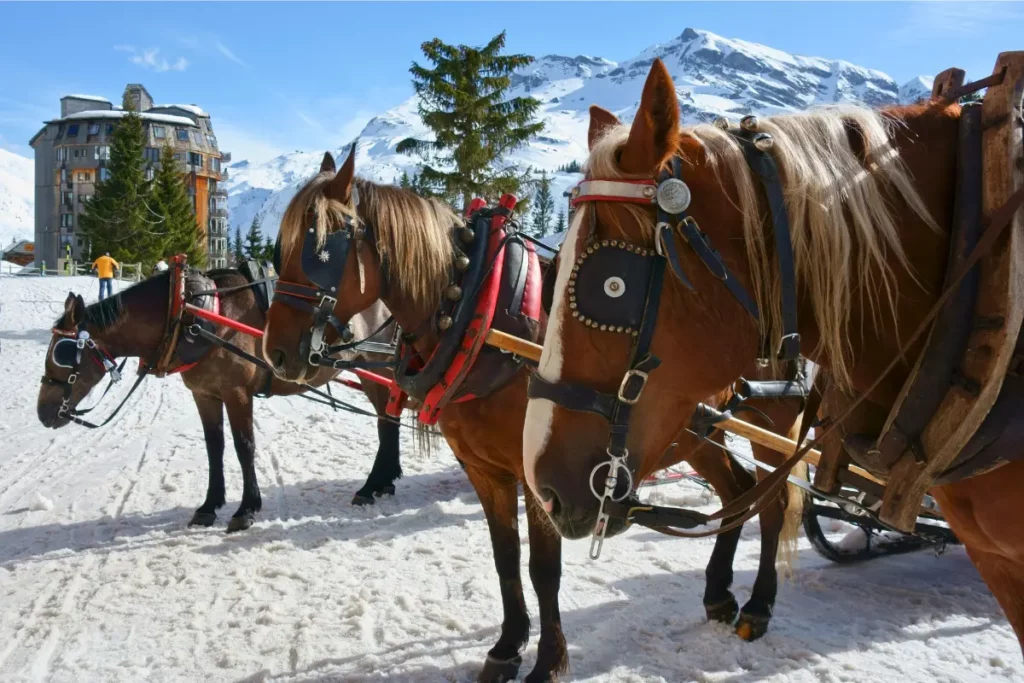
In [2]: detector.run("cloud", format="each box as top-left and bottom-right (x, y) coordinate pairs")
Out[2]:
(115, 45), (189, 72)
(214, 41), (246, 67)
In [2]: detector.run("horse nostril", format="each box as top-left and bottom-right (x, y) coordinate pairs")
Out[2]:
(541, 487), (562, 517)
(270, 349), (287, 370)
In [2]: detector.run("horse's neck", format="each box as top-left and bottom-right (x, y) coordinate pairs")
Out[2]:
(349, 300), (392, 341)
(90, 288), (168, 360)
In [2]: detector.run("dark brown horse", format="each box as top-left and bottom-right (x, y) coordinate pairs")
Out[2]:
(261, 148), (809, 681)
(526, 59), (1024, 649)
(36, 269), (403, 532)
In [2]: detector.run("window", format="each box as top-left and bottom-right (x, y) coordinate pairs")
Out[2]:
(176, 128), (189, 142)
(80, 194), (91, 204)
(56, 125), (65, 140)
(60, 213), (74, 227)
(60, 168), (68, 183)
(100, 168), (111, 182)
(206, 135), (217, 148)
(77, 172), (84, 181)
(61, 191), (74, 206)
(88, 123), (100, 136)
(106, 124), (114, 136)
(208, 157), (221, 173)
(144, 147), (161, 163)
(145, 168), (154, 181)
(189, 152), (202, 167)
(153, 126), (166, 139)
(66, 124), (79, 137)
(95, 146), (110, 160)
(192, 130), (203, 145)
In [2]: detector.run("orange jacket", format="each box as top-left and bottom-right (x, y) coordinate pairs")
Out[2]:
(92, 255), (120, 279)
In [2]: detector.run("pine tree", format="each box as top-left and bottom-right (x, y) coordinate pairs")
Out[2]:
(79, 95), (153, 263)
(244, 217), (263, 260)
(530, 171), (555, 237)
(261, 235), (274, 262)
(555, 208), (567, 233)
(396, 32), (544, 210)
(232, 226), (244, 265)
(557, 160), (582, 173)
(398, 170), (411, 189)
(152, 143), (205, 267)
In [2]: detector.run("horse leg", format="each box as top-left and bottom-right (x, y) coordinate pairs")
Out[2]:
(224, 392), (262, 533)
(523, 488), (567, 682)
(352, 379), (403, 505)
(464, 463), (530, 683)
(189, 394), (226, 527)
(686, 437), (749, 626)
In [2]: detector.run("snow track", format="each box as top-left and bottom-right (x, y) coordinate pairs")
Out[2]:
(0, 275), (1020, 682)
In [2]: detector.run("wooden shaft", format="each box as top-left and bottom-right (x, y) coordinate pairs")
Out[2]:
(482, 328), (886, 486)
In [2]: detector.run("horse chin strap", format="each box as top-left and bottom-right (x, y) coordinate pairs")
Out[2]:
(530, 125), (803, 557)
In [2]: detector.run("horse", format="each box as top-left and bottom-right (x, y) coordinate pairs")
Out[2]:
(524, 57), (1024, 649)
(261, 146), (810, 682)
(36, 267), (403, 533)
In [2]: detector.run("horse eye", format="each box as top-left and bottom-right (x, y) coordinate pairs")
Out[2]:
(604, 276), (625, 298)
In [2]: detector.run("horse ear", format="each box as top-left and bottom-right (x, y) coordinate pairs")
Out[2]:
(588, 105), (620, 151)
(65, 293), (86, 327)
(320, 151), (336, 174)
(620, 59), (680, 174)
(327, 142), (357, 203)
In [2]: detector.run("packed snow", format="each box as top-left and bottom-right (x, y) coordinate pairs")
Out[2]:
(0, 274), (1019, 682)
(224, 27), (938, 240)
(0, 148), (34, 247)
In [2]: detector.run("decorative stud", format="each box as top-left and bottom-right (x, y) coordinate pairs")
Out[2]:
(631, 330), (639, 337)
(459, 227), (475, 244)
(446, 285), (462, 300)
(438, 315), (453, 331)
(740, 115), (758, 131)
(569, 302), (577, 309)
(572, 311), (581, 319)
(753, 133), (774, 152)
(455, 254), (470, 271)
(713, 117), (730, 130)
(600, 324), (608, 331)
(604, 276), (625, 298)
(642, 185), (657, 199)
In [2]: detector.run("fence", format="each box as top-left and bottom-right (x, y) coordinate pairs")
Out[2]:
(0, 260), (143, 281)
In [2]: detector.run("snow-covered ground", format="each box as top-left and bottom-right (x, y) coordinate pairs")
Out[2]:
(0, 275), (1019, 682)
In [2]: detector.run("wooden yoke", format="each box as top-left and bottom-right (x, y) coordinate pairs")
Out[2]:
(878, 53), (1024, 530)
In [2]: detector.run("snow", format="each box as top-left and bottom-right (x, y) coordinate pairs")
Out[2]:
(154, 104), (209, 117)
(58, 110), (197, 127)
(63, 94), (111, 104)
(226, 27), (933, 241)
(0, 274), (1020, 682)
(0, 148), (34, 247)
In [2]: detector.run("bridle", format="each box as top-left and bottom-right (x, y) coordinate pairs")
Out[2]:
(41, 323), (134, 428)
(271, 202), (395, 371)
(527, 119), (804, 557)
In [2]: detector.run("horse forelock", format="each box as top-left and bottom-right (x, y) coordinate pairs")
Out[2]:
(584, 104), (937, 388)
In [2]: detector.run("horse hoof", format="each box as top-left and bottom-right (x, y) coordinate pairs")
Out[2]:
(735, 612), (770, 641)
(374, 485), (396, 498)
(478, 654), (522, 683)
(226, 514), (255, 533)
(188, 511), (217, 527)
(351, 493), (376, 506)
(705, 597), (739, 624)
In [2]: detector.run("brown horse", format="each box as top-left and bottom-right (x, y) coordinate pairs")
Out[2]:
(525, 58), (1024, 649)
(261, 148), (809, 681)
(36, 269), (404, 532)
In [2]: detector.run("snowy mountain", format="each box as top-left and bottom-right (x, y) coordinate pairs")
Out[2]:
(0, 148), (34, 248)
(224, 28), (933, 238)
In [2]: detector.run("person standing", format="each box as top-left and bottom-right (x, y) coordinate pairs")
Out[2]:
(92, 252), (119, 301)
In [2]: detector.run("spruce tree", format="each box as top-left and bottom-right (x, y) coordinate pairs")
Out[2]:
(530, 171), (555, 237)
(555, 208), (567, 233)
(152, 143), (205, 267)
(396, 32), (544, 210)
(232, 226), (244, 265)
(398, 170), (411, 189)
(261, 235), (275, 262)
(244, 217), (263, 260)
(79, 95), (153, 263)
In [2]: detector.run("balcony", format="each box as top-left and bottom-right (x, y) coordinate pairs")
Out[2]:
(211, 208), (228, 218)
(211, 188), (228, 198)
(220, 152), (231, 163)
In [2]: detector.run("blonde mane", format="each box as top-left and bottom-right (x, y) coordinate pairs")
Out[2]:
(585, 105), (938, 387)
(279, 172), (463, 309)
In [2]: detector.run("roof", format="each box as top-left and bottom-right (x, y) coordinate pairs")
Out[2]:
(154, 104), (208, 117)
(62, 94), (111, 103)
(4, 240), (35, 253)
(52, 110), (197, 127)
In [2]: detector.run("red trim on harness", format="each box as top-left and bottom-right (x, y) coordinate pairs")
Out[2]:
(418, 194), (517, 425)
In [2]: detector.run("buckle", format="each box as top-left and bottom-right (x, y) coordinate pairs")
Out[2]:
(318, 294), (337, 310)
(617, 369), (649, 404)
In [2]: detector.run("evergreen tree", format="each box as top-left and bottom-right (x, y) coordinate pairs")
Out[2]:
(530, 171), (555, 237)
(79, 95), (154, 263)
(557, 160), (582, 173)
(244, 217), (263, 260)
(398, 170), (411, 189)
(396, 32), (544, 210)
(232, 226), (244, 265)
(555, 208), (567, 233)
(152, 143), (205, 267)
(261, 234), (275, 262)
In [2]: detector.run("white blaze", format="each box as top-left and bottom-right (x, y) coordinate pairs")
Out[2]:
(523, 210), (587, 500)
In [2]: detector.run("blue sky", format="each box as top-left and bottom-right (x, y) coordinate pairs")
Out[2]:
(0, 2), (1013, 163)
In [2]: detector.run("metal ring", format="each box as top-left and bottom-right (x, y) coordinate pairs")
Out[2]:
(588, 455), (634, 502)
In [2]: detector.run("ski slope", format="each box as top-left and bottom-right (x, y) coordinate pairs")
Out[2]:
(0, 275), (1019, 682)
